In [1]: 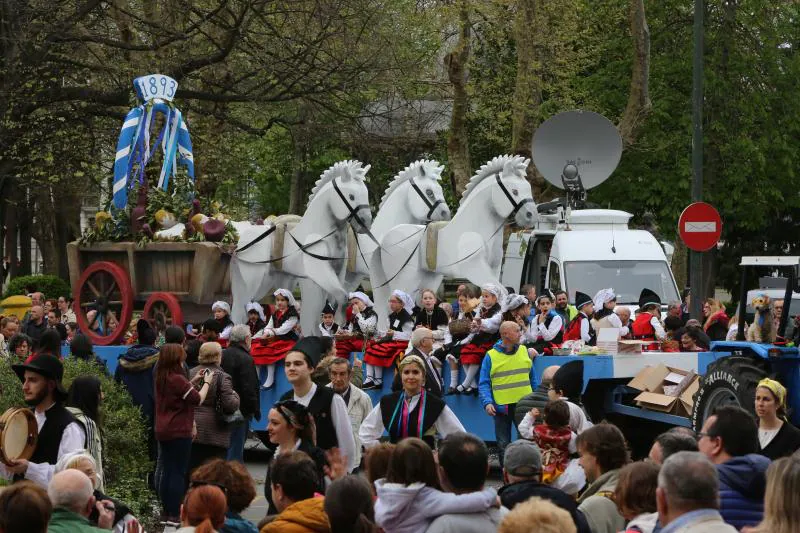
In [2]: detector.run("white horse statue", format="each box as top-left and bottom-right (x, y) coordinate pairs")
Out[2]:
(370, 155), (536, 315)
(230, 160), (373, 328)
(299, 159), (451, 333)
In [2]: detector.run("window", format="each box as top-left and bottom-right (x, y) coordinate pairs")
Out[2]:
(548, 261), (562, 291)
(563, 260), (679, 305)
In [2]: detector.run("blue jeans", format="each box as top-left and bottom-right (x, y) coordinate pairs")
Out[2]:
(494, 404), (518, 468)
(158, 437), (193, 518)
(226, 418), (251, 463)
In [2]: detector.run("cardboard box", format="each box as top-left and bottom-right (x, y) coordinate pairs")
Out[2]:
(628, 364), (700, 416)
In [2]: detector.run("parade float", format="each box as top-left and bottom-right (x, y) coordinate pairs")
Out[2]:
(67, 74), (242, 345)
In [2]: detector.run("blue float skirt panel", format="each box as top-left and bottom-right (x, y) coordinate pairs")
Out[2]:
(78, 346), (769, 440)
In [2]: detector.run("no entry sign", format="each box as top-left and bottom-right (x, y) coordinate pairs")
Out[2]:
(679, 202), (722, 251)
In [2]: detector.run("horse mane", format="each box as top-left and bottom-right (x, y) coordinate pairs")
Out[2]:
(308, 160), (369, 203)
(459, 154), (529, 207)
(379, 159), (444, 209)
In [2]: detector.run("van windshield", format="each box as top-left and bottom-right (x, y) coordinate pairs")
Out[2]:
(563, 260), (680, 305)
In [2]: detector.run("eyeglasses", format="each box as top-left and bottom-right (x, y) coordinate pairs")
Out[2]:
(189, 480), (227, 494)
(695, 431), (714, 440)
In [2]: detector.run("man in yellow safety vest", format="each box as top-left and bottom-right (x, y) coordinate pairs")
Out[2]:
(479, 320), (535, 467)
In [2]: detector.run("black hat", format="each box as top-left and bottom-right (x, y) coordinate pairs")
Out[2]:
(289, 337), (325, 368)
(553, 360), (584, 401)
(574, 291), (593, 310)
(322, 301), (337, 315)
(639, 288), (662, 309)
(12, 354), (67, 398)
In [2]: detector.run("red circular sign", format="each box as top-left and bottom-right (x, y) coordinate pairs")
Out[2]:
(679, 202), (722, 251)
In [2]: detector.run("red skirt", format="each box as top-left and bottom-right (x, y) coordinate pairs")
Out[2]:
(363, 340), (408, 368)
(335, 336), (365, 359)
(459, 342), (494, 365)
(251, 338), (296, 365)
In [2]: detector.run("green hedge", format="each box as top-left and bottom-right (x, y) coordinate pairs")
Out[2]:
(4, 275), (72, 300)
(0, 358), (157, 522)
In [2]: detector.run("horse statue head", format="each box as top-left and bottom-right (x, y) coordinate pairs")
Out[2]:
(381, 160), (451, 222)
(462, 155), (536, 229)
(309, 160), (373, 233)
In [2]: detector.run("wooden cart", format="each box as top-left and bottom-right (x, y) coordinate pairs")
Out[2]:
(66, 241), (232, 345)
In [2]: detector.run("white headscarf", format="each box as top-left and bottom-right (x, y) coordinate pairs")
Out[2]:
(503, 294), (529, 313)
(273, 289), (297, 308)
(593, 288), (617, 311)
(246, 301), (266, 321)
(348, 291), (374, 308)
(481, 283), (508, 307)
(212, 301), (231, 315)
(391, 290), (415, 315)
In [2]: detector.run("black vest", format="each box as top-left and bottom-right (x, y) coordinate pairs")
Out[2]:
(414, 307), (449, 330)
(320, 322), (340, 335)
(473, 304), (502, 345)
(281, 386), (337, 450)
(380, 390), (446, 448)
(274, 309), (299, 341)
(30, 403), (78, 465)
(349, 307), (377, 334)
(388, 309), (413, 332)
(544, 312), (564, 344)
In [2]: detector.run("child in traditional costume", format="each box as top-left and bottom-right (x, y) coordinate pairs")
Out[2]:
(414, 289), (450, 342)
(631, 288), (667, 350)
(590, 288), (629, 336)
(252, 289), (299, 389)
(526, 293), (564, 354)
(563, 291), (596, 345)
(334, 291), (378, 360)
(246, 301), (268, 337)
(439, 288), (480, 394)
(529, 400), (576, 484)
(211, 301), (234, 343)
(318, 301), (340, 337)
(362, 290), (415, 390)
(447, 283), (505, 395)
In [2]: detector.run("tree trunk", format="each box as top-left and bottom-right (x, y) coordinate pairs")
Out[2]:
(511, 0), (543, 197)
(4, 180), (18, 279)
(672, 239), (688, 294)
(445, 1), (472, 195)
(19, 187), (31, 276)
(618, 0), (651, 147)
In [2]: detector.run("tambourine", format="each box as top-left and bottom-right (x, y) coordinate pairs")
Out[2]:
(0, 408), (37, 466)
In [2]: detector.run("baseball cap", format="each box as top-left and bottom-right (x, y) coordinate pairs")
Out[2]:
(503, 440), (542, 477)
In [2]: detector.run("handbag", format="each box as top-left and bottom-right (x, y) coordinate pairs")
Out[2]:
(214, 371), (245, 425)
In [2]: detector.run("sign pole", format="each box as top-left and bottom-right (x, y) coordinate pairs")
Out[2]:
(690, 0), (704, 319)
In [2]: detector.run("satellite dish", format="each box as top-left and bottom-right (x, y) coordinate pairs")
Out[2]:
(532, 110), (623, 191)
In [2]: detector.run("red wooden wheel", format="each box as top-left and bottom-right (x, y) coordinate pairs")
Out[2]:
(73, 261), (134, 346)
(143, 292), (184, 330)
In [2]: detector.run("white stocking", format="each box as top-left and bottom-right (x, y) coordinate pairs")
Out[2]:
(262, 364), (275, 388)
(373, 365), (384, 384)
(445, 354), (459, 388)
(366, 364), (375, 381)
(462, 364), (479, 388)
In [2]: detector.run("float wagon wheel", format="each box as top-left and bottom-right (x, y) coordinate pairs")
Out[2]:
(143, 292), (184, 330)
(73, 261), (134, 346)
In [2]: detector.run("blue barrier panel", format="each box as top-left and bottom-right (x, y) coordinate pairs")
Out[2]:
(532, 355), (615, 392)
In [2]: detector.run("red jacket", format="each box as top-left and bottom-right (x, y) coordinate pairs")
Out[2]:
(632, 313), (656, 340)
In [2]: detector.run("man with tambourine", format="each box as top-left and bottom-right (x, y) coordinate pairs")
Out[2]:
(0, 354), (86, 487)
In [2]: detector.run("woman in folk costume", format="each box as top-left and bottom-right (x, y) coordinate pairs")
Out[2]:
(631, 288), (667, 350)
(334, 291), (378, 359)
(211, 301), (234, 342)
(252, 289), (300, 389)
(450, 283), (505, 395)
(359, 355), (464, 449)
(318, 301), (341, 337)
(525, 292), (564, 354)
(563, 291), (596, 345)
(362, 290), (415, 390)
(245, 301), (268, 337)
(502, 293), (531, 327)
(590, 288), (629, 336)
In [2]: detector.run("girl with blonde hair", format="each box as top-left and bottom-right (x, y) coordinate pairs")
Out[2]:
(743, 455), (800, 533)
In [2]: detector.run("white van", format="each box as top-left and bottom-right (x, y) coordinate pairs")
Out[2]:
(501, 209), (681, 310)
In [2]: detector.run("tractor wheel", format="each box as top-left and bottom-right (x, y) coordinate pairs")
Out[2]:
(691, 356), (767, 432)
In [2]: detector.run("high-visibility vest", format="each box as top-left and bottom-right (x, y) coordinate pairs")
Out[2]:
(487, 345), (533, 405)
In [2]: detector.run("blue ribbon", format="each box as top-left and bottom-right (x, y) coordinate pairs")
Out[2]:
(112, 100), (194, 209)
